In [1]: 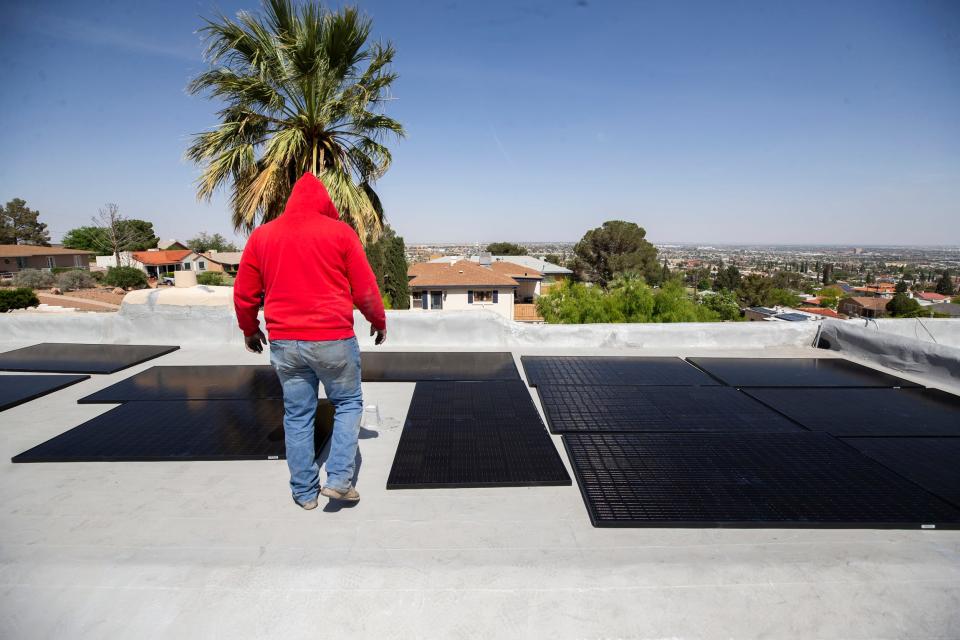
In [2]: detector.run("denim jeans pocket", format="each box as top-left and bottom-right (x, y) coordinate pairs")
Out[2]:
(307, 339), (353, 370)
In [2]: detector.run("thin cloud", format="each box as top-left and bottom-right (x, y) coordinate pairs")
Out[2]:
(11, 8), (200, 62)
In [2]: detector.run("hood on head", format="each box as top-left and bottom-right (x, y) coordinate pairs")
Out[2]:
(282, 172), (340, 220)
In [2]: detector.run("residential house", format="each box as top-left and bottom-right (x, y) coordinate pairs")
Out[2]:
(157, 239), (189, 251)
(201, 251), (244, 275)
(429, 254), (572, 292)
(407, 260), (531, 321)
(131, 250), (206, 278)
(852, 284), (896, 297)
(796, 306), (847, 319)
(914, 292), (949, 305)
(838, 296), (889, 319)
(0, 244), (92, 275)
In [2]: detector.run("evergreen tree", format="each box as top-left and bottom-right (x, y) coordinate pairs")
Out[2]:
(887, 293), (921, 317)
(365, 225), (410, 309)
(572, 220), (659, 288)
(0, 198), (50, 245)
(485, 242), (527, 256)
(935, 270), (955, 296)
(895, 278), (908, 295)
(187, 232), (238, 253)
(714, 265), (741, 291)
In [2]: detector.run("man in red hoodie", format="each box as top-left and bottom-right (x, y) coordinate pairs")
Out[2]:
(234, 173), (386, 510)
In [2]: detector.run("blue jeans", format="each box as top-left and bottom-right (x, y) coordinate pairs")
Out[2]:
(269, 338), (363, 503)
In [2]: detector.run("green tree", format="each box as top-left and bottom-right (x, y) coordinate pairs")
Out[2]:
(768, 288), (802, 307)
(701, 290), (742, 321)
(63, 219), (158, 256)
(485, 242), (527, 256)
(187, 232), (239, 253)
(895, 279), (908, 295)
(865, 271), (875, 284)
(770, 271), (802, 290)
(365, 224), (409, 309)
(572, 220), (659, 288)
(736, 274), (774, 307)
(543, 254), (562, 266)
(103, 266), (148, 290)
(886, 293), (921, 317)
(187, 1), (404, 243)
(536, 280), (623, 324)
(935, 270), (955, 296)
(714, 265), (741, 291)
(822, 263), (834, 285)
(0, 198), (50, 245)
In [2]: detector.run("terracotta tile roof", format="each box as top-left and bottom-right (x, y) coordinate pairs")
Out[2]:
(408, 260), (519, 288)
(0, 244), (92, 257)
(132, 250), (194, 266)
(840, 296), (888, 311)
(488, 261), (542, 280)
(797, 306), (845, 319)
(916, 292), (948, 301)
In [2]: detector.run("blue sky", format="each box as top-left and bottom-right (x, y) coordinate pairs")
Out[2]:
(1, 0), (958, 246)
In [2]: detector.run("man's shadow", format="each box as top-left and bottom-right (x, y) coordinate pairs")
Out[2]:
(317, 426), (378, 512)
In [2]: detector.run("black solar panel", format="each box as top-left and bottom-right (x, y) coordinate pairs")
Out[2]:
(79, 365), (282, 403)
(687, 357), (920, 388)
(386, 381), (570, 488)
(361, 351), (519, 381)
(11, 399), (333, 462)
(744, 388), (960, 436)
(0, 375), (90, 412)
(563, 432), (960, 528)
(842, 437), (960, 510)
(522, 356), (718, 387)
(536, 385), (804, 433)
(0, 343), (179, 374)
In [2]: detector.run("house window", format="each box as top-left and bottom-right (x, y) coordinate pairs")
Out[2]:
(412, 291), (423, 308)
(16, 257), (27, 269)
(473, 290), (493, 303)
(198, 261), (206, 271)
(183, 263), (192, 271)
(74, 255), (83, 267)
(47, 256), (55, 269)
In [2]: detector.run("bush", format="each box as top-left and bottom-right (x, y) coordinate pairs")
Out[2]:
(196, 271), (226, 286)
(0, 288), (40, 312)
(56, 270), (97, 291)
(12, 269), (54, 289)
(90, 270), (105, 282)
(103, 266), (148, 289)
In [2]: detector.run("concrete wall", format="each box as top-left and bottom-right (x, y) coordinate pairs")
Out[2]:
(0, 288), (822, 350)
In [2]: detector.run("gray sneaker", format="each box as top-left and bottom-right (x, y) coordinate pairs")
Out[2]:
(295, 497), (319, 510)
(320, 485), (360, 502)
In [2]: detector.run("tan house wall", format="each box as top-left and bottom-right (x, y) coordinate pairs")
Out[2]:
(1, 253), (89, 274)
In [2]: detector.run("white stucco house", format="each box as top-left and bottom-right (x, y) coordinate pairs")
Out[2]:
(429, 254), (572, 292)
(129, 250), (207, 278)
(407, 259), (544, 322)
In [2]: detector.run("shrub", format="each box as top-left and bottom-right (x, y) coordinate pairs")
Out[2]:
(196, 271), (226, 286)
(0, 288), (40, 312)
(52, 265), (91, 274)
(90, 270), (106, 282)
(56, 270), (97, 291)
(103, 266), (148, 289)
(12, 269), (54, 289)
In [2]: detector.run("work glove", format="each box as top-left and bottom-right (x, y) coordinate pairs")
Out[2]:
(370, 326), (387, 346)
(244, 330), (268, 354)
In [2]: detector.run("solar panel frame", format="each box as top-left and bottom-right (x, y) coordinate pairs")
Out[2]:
(0, 375), (90, 412)
(686, 357), (921, 388)
(563, 432), (960, 528)
(360, 351), (520, 382)
(386, 380), (571, 489)
(522, 356), (719, 387)
(0, 343), (179, 374)
(743, 388), (960, 436)
(535, 385), (805, 434)
(78, 365), (283, 403)
(11, 399), (333, 462)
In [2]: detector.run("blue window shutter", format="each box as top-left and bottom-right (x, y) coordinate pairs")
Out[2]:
(493, 290), (499, 303)
(468, 290), (473, 304)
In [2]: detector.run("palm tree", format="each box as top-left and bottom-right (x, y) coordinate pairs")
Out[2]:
(187, 0), (404, 243)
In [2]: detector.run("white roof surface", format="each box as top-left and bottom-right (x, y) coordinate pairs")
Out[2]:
(1, 340), (958, 638)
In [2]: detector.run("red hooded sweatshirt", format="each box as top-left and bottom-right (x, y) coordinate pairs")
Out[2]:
(233, 173), (386, 341)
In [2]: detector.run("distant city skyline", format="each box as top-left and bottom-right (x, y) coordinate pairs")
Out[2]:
(2, 0), (958, 246)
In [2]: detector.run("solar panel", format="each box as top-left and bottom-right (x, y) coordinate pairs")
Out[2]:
(536, 385), (804, 433)
(79, 365), (282, 403)
(842, 437), (960, 510)
(386, 381), (570, 488)
(563, 432), (960, 528)
(12, 399), (333, 462)
(0, 375), (90, 412)
(522, 356), (718, 387)
(687, 357), (920, 388)
(0, 343), (179, 374)
(360, 351), (519, 381)
(744, 388), (960, 436)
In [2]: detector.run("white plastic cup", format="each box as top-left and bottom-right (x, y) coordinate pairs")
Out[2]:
(361, 404), (381, 428)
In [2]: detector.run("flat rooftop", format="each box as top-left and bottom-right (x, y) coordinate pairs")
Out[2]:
(2, 337), (960, 638)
